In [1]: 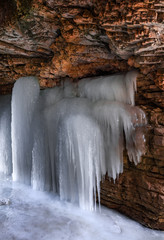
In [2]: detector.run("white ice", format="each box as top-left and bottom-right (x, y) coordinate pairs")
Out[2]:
(11, 76), (40, 185)
(78, 71), (137, 105)
(46, 98), (105, 210)
(0, 177), (163, 240)
(9, 72), (147, 211)
(0, 73), (161, 239)
(93, 101), (147, 179)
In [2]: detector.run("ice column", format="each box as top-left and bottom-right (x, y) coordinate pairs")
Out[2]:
(11, 77), (40, 185)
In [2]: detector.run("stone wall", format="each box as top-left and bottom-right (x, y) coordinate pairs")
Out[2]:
(0, 0), (163, 230)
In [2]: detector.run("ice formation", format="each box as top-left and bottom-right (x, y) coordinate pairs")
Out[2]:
(1, 177), (164, 240)
(11, 77), (40, 185)
(78, 71), (137, 105)
(0, 96), (12, 175)
(45, 98), (105, 210)
(93, 101), (147, 179)
(0, 71), (147, 210)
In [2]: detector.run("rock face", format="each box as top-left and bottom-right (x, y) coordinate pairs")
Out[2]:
(0, 0), (163, 230)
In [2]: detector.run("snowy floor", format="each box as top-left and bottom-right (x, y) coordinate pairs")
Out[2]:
(0, 177), (164, 240)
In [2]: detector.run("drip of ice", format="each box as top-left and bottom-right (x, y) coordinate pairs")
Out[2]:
(93, 101), (146, 179)
(1, 71), (147, 211)
(93, 101), (130, 179)
(0, 96), (12, 175)
(48, 98), (105, 210)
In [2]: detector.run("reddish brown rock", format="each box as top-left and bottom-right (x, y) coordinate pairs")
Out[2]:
(100, 162), (164, 229)
(0, 0), (163, 230)
(0, 0), (163, 90)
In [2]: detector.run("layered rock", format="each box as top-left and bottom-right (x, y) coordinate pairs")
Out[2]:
(0, 0), (163, 230)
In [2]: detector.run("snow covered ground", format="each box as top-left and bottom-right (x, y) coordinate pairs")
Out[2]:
(0, 177), (163, 240)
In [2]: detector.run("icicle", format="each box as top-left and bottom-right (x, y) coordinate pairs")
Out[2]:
(125, 106), (147, 165)
(0, 96), (12, 175)
(11, 76), (40, 185)
(78, 71), (138, 105)
(31, 97), (52, 191)
(51, 98), (105, 210)
(93, 101), (130, 180)
(124, 71), (138, 106)
(42, 87), (66, 193)
(93, 101), (147, 179)
(9, 70), (146, 211)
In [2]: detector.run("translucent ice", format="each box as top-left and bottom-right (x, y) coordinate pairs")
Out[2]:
(93, 101), (147, 179)
(78, 71), (137, 105)
(1, 178), (163, 240)
(9, 71), (147, 210)
(48, 98), (105, 210)
(31, 99), (51, 192)
(40, 86), (64, 109)
(0, 96), (12, 175)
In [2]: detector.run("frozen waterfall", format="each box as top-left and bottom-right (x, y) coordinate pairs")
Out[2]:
(0, 71), (147, 210)
(11, 77), (40, 185)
